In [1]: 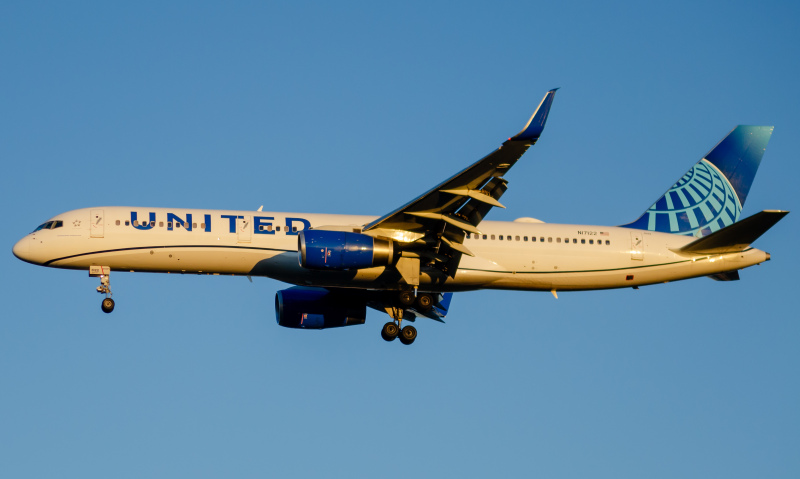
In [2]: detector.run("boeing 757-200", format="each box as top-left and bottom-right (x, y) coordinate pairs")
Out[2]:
(13, 90), (788, 345)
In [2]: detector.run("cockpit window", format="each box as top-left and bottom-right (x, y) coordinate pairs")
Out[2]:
(32, 220), (63, 233)
(33, 221), (52, 232)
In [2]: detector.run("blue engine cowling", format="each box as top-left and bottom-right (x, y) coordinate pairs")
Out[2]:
(275, 286), (367, 329)
(298, 230), (394, 270)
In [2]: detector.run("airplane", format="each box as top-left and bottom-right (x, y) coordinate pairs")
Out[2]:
(12, 90), (788, 345)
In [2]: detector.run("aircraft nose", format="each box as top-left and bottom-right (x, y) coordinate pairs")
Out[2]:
(12, 236), (32, 262)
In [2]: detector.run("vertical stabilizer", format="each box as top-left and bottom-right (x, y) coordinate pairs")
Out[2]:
(621, 125), (773, 236)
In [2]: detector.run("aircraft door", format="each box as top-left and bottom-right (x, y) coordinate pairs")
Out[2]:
(238, 216), (251, 243)
(630, 231), (643, 260)
(91, 209), (104, 238)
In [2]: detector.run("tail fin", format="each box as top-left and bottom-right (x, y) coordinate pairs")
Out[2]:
(621, 125), (774, 236)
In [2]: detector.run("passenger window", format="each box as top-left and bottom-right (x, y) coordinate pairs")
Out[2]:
(133, 220), (139, 226)
(276, 227), (281, 231)
(573, 238), (577, 244)
(125, 221), (130, 226)
(267, 225), (273, 232)
(499, 235), (503, 241)
(589, 239), (593, 244)
(466, 233), (471, 239)
(523, 236), (528, 241)
(605, 240), (610, 245)
(482, 234), (487, 240)
(200, 223), (205, 229)
(581, 239), (586, 244)
(116, 220), (120, 226)
(159, 222), (164, 227)
(192, 223), (197, 228)
(491, 235), (495, 240)
(564, 238), (569, 243)
(293, 226), (298, 232)
(151, 221), (155, 227)
(540, 237), (545, 242)
(548, 237), (552, 243)
(167, 222), (172, 228)
(259, 225), (264, 231)
(515, 236), (520, 241)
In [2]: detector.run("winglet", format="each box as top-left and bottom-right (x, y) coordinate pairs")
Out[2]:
(510, 88), (558, 142)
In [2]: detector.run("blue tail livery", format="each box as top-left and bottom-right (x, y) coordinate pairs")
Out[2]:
(621, 125), (774, 237)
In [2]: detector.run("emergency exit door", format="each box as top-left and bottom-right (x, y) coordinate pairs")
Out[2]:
(91, 209), (104, 238)
(237, 216), (251, 243)
(630, 231), (643, 260)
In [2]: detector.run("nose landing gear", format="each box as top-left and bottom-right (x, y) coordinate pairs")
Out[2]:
(101, 296), (115, 313)
(90, 266), (114, 314)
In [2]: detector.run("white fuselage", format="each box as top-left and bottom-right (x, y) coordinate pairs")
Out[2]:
(13, 207), (770, 292)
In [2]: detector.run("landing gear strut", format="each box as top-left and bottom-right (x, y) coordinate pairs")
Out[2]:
(91, 266), (114, 313)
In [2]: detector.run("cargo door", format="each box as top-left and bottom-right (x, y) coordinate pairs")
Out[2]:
(90, 209), (104, 238)
(630, 231), (643, 260)
(238, 216), (251, 243)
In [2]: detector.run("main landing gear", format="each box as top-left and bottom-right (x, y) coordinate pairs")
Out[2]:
(381, 290), (433, 345)
(381, 320), (417, 345)
(91, 266), (114, 313)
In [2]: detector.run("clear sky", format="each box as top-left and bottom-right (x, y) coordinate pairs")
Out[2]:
(1, 1), (798, 477)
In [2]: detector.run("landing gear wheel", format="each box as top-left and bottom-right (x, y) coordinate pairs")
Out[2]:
(398, 291), (415, 307)
(399, 325), (417, 345)
(416, 293), (433, 312)
(101, 297), (115, 314)
(381, 322), (399, 341)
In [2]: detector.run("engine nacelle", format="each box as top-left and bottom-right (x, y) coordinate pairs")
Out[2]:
(275, 286), (366, 329)
(298, 230), (394, 270)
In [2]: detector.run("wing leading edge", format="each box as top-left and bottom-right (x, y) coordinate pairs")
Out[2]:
(362, 89), (558, 280)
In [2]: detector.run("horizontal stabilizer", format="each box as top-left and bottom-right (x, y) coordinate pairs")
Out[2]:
(674, 210), (788, 255)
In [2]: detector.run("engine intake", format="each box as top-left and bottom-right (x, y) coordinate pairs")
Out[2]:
(275, 286), (366, 329)
(298, 230), (394, 270)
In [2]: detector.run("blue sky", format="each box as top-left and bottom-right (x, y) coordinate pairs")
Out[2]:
(1, 1), (798, 477)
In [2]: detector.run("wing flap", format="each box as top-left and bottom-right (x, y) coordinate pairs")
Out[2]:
(362, 89), (557, 236)
(361, 89), (558, 278)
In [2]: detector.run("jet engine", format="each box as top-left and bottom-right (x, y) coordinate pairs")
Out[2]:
(275, 286), (366, 329)
(298, 230), (394, 270)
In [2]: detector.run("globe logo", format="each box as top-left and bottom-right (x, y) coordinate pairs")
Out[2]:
(643, 159), (742, 237)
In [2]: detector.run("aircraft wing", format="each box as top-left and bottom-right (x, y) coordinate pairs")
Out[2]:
(362, 89), (558, 279)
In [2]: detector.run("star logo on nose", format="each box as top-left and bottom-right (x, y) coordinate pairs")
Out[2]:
(73, 220), (81, 227)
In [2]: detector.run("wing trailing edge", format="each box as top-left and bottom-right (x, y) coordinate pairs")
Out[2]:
(362, 89), (558, 280)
